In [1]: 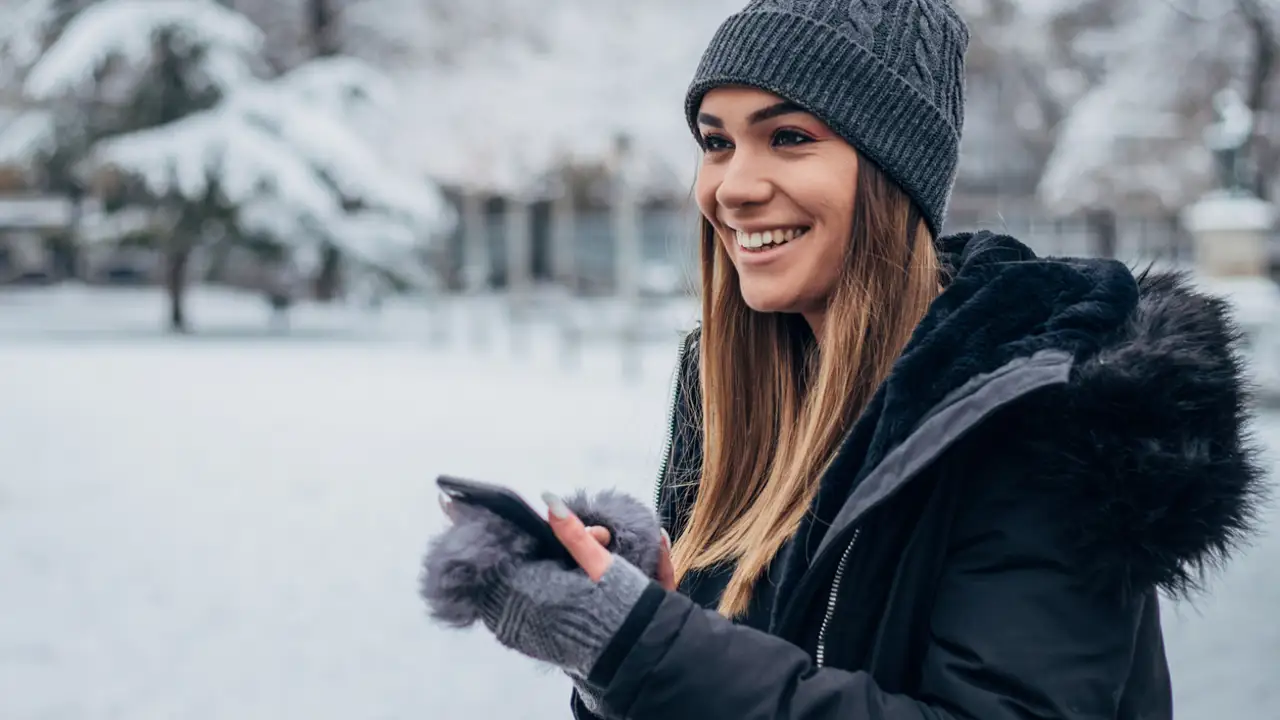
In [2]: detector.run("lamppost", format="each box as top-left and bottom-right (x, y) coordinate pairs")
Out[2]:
(1180, 87), (1280, 404)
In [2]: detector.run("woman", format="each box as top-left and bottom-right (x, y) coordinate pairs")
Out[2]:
(421, 1), (1266, 718)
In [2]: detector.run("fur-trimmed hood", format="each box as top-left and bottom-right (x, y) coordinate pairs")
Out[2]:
(825, 230), (1269, 598)
(670, 230), (1268, 602)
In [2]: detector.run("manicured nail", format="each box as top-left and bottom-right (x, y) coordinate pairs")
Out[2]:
(542, 492), (570, 519)
(660, 528), (671, 547)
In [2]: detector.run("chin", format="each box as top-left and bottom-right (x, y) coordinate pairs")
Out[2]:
(739, 284), (805, 315)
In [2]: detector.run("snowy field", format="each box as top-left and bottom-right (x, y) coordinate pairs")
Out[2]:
(0, 287), (1277, 720)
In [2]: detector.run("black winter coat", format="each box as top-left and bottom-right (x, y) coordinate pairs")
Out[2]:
(571, 231), (1266, 720)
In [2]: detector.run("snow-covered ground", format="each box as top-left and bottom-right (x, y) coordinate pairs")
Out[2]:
(0, 287), (1276, 719)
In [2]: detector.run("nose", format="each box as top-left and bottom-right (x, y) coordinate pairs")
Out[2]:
(715, 151), (773, 210)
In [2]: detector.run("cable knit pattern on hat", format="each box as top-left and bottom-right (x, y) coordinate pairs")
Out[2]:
(825, 0), (880, 46)
(686, 0), (969, 236)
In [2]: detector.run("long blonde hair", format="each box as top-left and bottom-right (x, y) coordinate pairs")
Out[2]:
(670, 156), (942, 618)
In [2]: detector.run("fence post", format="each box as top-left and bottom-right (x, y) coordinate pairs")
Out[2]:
(612, 133), (642, 380)
(462, 186), (490, 351)
(551, 169), (581, 370)
(505, 196), (532, 354)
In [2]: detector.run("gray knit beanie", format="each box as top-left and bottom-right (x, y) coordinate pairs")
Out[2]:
(685, 0), (970, 238)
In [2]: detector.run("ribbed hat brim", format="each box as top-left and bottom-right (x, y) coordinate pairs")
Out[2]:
(685, 11), (960, 237)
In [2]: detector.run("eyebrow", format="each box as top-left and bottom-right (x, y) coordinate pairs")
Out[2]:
(696, 101), (807, 129)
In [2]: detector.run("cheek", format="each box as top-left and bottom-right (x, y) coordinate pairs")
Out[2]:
(791, 182), (854, 289)
(816, 200), (854, 260)
(694, 170), (719, 221)
(790, 179), (854, 247)
(805, 174), (854, 224)
(695, 172), (734, 255)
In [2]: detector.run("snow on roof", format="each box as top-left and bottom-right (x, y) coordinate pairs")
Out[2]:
(1181, 191), (1277, 233)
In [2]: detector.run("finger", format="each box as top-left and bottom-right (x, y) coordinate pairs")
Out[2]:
(438, 493), (457, 523)
(585, 525), (612, 547)
(656, 528), (676, 591)
(542, 492), (613, 581)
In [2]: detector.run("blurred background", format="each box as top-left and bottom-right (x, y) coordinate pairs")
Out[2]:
(0, 0), (1277, 718)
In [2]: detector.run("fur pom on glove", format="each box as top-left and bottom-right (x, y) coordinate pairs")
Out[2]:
(419, 489), (664, 677)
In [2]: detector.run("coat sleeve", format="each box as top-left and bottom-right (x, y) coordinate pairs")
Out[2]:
(586, 460), (1150, 720)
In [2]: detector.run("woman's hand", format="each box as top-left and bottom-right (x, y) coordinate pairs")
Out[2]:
(543, 492), (676, 591)
(425, 488), (669, 677)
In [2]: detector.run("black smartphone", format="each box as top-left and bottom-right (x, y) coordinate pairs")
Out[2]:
(436, 475), (572, 562)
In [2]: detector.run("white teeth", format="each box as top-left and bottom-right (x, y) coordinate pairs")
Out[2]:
(735, 227), (806, 249)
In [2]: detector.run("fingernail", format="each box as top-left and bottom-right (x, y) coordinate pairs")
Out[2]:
(542, 492), (570, 519)
(660, 528), (671, 547)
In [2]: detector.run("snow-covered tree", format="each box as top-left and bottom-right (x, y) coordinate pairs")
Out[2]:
(0, 0), (103, 192)
(225, 0), (542, 73)
(1039, 0), (1278, 215)
(22, 0), (451, 331)
(388, 0), (740, 201)
(87, 69), (449, 265)
(220, 0), (469, 298)
(945, 0), (1121, 196)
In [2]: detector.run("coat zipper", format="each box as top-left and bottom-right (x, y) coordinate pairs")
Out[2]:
(815, 527), (859, 667)
(796, 351), (1074, 667)
(653, 331), (694, 513)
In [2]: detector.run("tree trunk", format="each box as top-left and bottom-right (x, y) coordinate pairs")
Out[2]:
(1087, 209), (1118, 259)
(307, 0), (340, 56)
(166, 244), (191, 333)
(307, 0), (343, 301)
(314, 244), (341, 301)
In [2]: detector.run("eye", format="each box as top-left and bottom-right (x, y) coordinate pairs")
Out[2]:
(772, 128), (814, 147)
(700, 134), (732, 152)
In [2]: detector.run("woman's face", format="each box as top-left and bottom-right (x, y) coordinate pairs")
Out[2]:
(695, 86), (859, 325)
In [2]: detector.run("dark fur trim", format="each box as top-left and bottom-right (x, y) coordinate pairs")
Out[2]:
(928, 234), (1268, 597)
(1025, 269), (1268, 598)
(420, 491), (662, 627)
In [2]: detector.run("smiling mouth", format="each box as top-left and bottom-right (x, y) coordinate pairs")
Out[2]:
(734, 227), (810, 252)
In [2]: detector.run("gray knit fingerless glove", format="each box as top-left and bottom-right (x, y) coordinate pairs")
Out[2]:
(420, 489), (663, 681)
(476, 555), (650, 677)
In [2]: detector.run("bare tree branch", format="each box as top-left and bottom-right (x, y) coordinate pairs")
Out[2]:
(1157, 0), (1236, 22)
